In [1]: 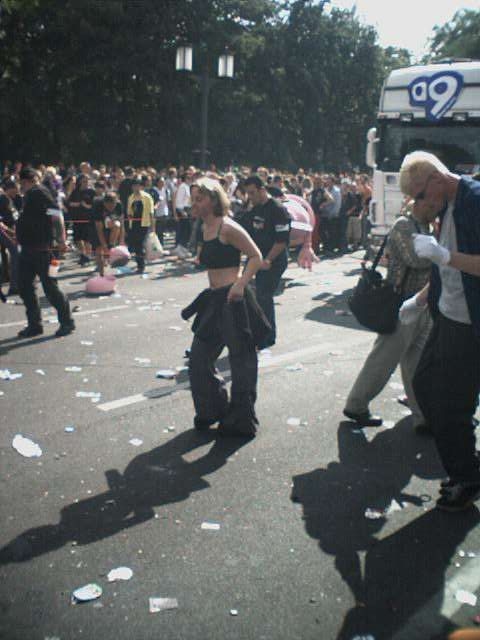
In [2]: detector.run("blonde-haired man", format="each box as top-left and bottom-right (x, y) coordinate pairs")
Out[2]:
(399, 151), (480, 511)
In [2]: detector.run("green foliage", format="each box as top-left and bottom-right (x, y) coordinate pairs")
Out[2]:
(428, 9), (480, 61)
(1, 0), (466, 170)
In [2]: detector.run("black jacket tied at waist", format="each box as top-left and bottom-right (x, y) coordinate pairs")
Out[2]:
(181, 285), (271, 348)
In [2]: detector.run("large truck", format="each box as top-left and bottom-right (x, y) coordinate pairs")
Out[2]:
(366, 59), (480, 242)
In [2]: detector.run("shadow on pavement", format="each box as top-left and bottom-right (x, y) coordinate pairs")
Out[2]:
(306, 287), (368, 332)
(0, 430), (249, 565)
(291, 419), (479, 639)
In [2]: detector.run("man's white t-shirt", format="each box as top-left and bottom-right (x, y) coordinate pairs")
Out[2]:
(438, 202), (471, 324)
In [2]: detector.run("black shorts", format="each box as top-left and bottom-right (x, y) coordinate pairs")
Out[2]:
(73, 222), (92, 243)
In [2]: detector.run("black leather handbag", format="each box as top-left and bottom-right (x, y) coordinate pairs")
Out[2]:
(348, 236), (407, 334)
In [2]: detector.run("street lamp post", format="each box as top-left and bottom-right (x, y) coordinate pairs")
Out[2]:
(176, 44), (234, 170)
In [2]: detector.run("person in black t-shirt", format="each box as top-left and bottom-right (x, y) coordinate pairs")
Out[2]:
(16, 168), (74, 338)
(67, 174), (93, 265)
(91, 192), (124, 276)
(241, 176), (291, 349)
(0, 178), (20, 296)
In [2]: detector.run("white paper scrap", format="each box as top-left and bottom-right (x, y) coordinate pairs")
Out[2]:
(287, 417), (301, 427)
(129, 439), (143, 447)
(107, 567), (133, 582)
(12, 434), (42, 458)
(286, 363), (303, 372)
(35, 369), (46, 376)
(201, 522), (220, 531)
(149, 597), (178, 613)
(65, 366), (82, 373)
(455, 589), (477, 606)
(72, 583), (102, 602)
(156, 369), (176, 379)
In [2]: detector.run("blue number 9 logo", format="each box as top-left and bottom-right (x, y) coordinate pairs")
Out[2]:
(408, 71), (463, 121)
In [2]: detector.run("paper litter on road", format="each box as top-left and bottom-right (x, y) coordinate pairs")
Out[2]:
(65, 426), (76, 433)
(35, 369), (46, 376)
(329, 350), (344, 356)
(71, 583), (102, 603)
(201, 522), (221, 531)
(286, 363), (303, 372)
(129, 439), (143, 447)
(168, 326), (182, 331)
(156, 369), (177, 379)
(149, 597), (178, 613)
(65, 366), (82, 373)
(351, 635), (375, 640)
(455, 589), (477, 606)
(107, 567), (133, 582)
(80, 341), (94, 346)
(76, 391), (101, 399)
(364, 508), (385, 520)
(287, 417), (301, 427)
(230, 609), (239, 616)
(0, 369), (22, 380)
(0, 391), (4, 396)
(135, 357), (151, 365)
(12, 434), (42, 458)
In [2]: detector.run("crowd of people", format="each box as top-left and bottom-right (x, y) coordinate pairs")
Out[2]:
(0, 160), (373, 290)
(1, 154), (480, 514)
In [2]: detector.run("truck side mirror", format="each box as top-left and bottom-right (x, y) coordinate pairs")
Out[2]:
(366, 127), (378, 169)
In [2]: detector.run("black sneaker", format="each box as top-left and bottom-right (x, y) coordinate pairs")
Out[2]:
(343, 409), (383, 427)
(436, 482), (480, 512)
(17, 325), (43, 338)
(194, 416), (217, 431)
(55, 322), (76, 337)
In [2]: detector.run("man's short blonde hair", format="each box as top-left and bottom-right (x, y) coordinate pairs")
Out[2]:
(192, 177), (230, 217)
(399, 151), (449, 197)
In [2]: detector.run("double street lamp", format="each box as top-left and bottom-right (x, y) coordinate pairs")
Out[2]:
(176, 45), (234, 170)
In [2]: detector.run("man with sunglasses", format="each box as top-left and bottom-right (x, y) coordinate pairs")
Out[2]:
(399, 151), (480, 512)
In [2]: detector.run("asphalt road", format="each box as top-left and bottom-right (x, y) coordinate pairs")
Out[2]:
(1, 241), (480, 640)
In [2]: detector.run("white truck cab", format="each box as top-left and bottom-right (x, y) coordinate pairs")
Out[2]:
(366, 59), (480, 241)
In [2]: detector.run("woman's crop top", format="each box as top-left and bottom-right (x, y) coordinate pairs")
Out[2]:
(199, 221), (241, 269)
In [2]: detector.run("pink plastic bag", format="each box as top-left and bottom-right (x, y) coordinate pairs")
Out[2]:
(85, 275), (116, 295)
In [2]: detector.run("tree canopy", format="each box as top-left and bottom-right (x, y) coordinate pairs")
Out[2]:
(0, 0), (476, 169)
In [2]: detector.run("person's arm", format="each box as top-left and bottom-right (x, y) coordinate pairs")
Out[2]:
(261, 241), (287, 270)
(223, 220), (262, 302)
(448, 252), (480, 277)
(319, 190), (334, 207)
(261, 203), (290, 270)
(413, 234), (480, 277)
(390, 220), (432, 269)
(96, 220), (108, 250)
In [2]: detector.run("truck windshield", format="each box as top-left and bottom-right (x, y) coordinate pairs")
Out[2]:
(377, 121), (480, 173)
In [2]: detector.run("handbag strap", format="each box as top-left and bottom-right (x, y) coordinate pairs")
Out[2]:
(371, 234), (389, 272)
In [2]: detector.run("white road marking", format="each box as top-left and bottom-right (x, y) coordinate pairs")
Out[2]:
(97, 341), (343, 412)
(0, 305), (129, 329)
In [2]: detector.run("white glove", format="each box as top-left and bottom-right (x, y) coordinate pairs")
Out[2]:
(399, 295), (426, 325)
(413, 234), (450, 266)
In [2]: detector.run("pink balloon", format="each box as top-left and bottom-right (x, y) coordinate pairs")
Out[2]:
(85, 275), (116, 295)
(282, 194), (318, 271)
(109, 245), (130, 267)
